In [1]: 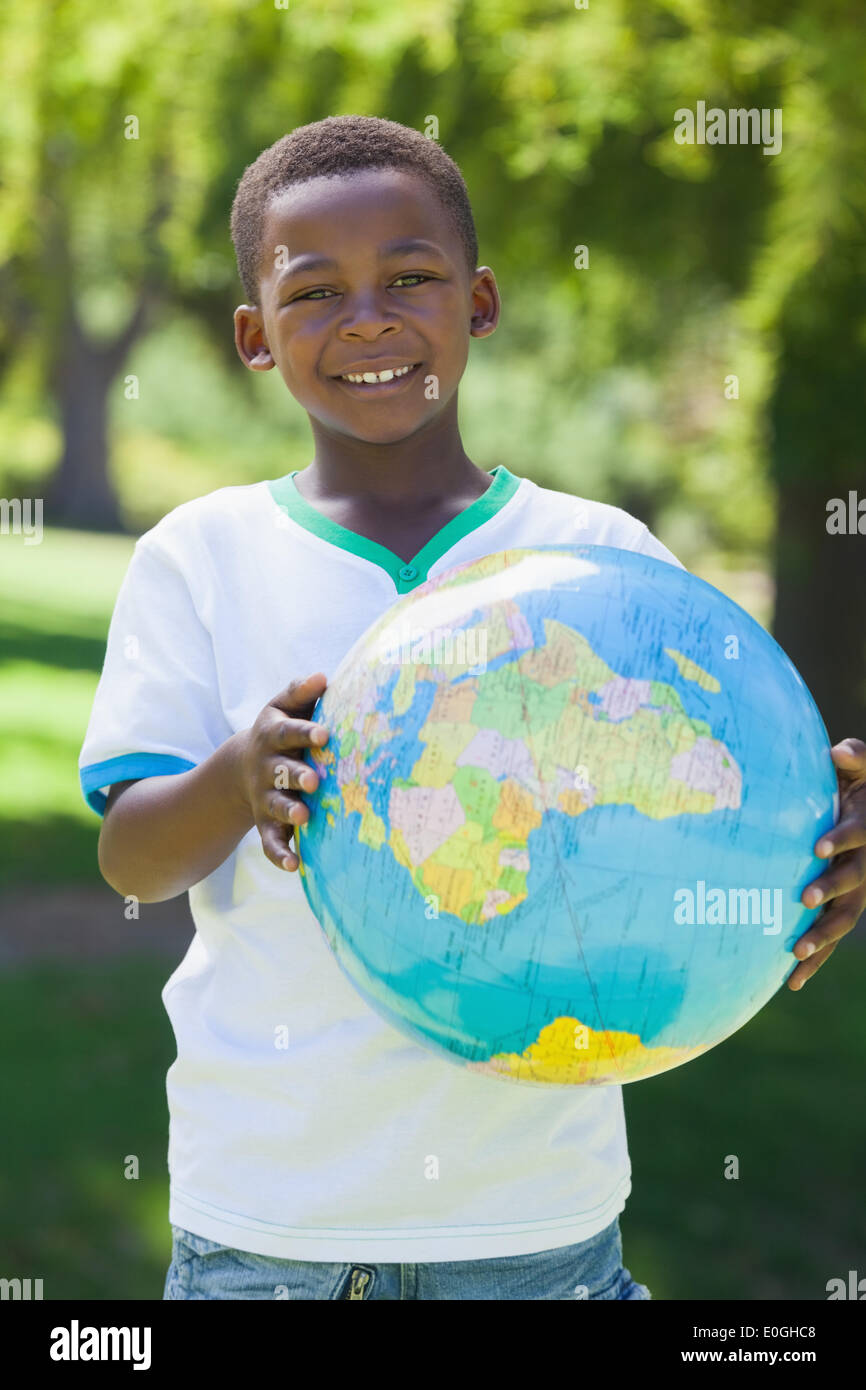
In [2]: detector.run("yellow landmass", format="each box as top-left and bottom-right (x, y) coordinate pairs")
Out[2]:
(664, 647), (721, 694)
(311, 742), (336, 774)
(491, 778), (543, 838)
(342, 779), (387, 851)
(465, 1014), (712, 1085)
(417, 856), (477, 919)
(392, 662), (418, 717)
(389, 824), (414, 872)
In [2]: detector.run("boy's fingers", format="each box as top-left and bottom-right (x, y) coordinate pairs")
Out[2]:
(254, 674), (328, 871)
(787, 939), (838, 990)
(269, 673), (328, 717)
(831, 737), (866, 770)
(271, 716), (329, 751)
(266, 790), (310, 826)
(258, 818), (300, 872)
(802, 846), (866, 907)
(815, 812), (866, 858)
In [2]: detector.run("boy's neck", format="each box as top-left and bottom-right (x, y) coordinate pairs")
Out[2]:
(303, 415), (489, 512)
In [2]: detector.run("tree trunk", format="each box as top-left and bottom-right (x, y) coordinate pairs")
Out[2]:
(45, 296), (151, 532)
(768, 247), (866, 744)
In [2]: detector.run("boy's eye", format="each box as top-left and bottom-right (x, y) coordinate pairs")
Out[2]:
(289, 273), (431, 303)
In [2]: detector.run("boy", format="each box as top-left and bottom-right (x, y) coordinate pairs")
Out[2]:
(79, 115), (866, 1300)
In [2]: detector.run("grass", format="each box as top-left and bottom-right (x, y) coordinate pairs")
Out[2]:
(0, 527), (135, 888)
(0, 956), (177, 1299)
(623, 946), (866, 1300)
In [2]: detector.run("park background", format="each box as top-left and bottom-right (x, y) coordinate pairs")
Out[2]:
(0, 0), (864, 1299)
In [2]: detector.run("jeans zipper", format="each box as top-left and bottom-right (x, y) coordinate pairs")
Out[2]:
(345, 1268), (371, 1299)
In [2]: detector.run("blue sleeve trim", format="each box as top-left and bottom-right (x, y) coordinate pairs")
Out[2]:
(79, 753), (197, 816)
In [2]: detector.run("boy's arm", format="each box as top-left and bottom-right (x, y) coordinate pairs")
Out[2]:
(97, 730), (253, 903)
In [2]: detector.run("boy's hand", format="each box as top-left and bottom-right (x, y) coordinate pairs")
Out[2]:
(789, 737), (866, 990)
(237, 672), (329, 872)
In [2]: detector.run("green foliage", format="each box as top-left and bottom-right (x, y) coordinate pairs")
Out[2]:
(2, 0), (864, 561)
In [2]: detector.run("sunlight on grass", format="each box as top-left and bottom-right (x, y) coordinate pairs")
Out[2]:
(0, 527), (135, 617)
(0, 530), (136, 882)
(0, 663), (102, 820)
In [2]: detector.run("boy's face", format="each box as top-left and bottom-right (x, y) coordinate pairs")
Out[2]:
(233, 167), (499, 446)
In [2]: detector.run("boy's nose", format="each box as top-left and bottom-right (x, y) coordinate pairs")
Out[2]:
(339, 292), (403, 335)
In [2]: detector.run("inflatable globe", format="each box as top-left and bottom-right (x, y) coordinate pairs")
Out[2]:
(296, 546), (838, 1086)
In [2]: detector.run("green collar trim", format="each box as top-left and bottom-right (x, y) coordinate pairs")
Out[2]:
(267, 465), (522, 593)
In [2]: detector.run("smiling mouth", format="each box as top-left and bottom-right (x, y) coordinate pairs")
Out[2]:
(333, 361), (422, 390)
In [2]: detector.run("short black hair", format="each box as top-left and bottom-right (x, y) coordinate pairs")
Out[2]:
(230, 115), (479, 304)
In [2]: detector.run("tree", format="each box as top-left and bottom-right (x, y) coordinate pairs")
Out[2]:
(0, 3), (239, 527)
(455, 0), (866, 737)
(1, 0), (863, 733)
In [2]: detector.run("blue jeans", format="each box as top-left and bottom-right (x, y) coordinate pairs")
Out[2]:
(163, 1215), (651, 1300)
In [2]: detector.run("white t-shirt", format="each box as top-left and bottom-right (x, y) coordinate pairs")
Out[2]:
(79, 465), (685, 1263)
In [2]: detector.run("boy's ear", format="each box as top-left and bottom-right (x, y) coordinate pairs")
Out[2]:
(233, 305), (276, 371)
(468, 266), (500, 340)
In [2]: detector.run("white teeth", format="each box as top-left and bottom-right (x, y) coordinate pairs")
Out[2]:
(342, 363), (415, 384)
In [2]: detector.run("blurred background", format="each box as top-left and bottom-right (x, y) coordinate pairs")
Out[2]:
(0, 0), (864, 1299)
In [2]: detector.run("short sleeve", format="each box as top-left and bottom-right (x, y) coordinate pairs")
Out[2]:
(78, 533), (232, 815)
(632, 522), (687, 572)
